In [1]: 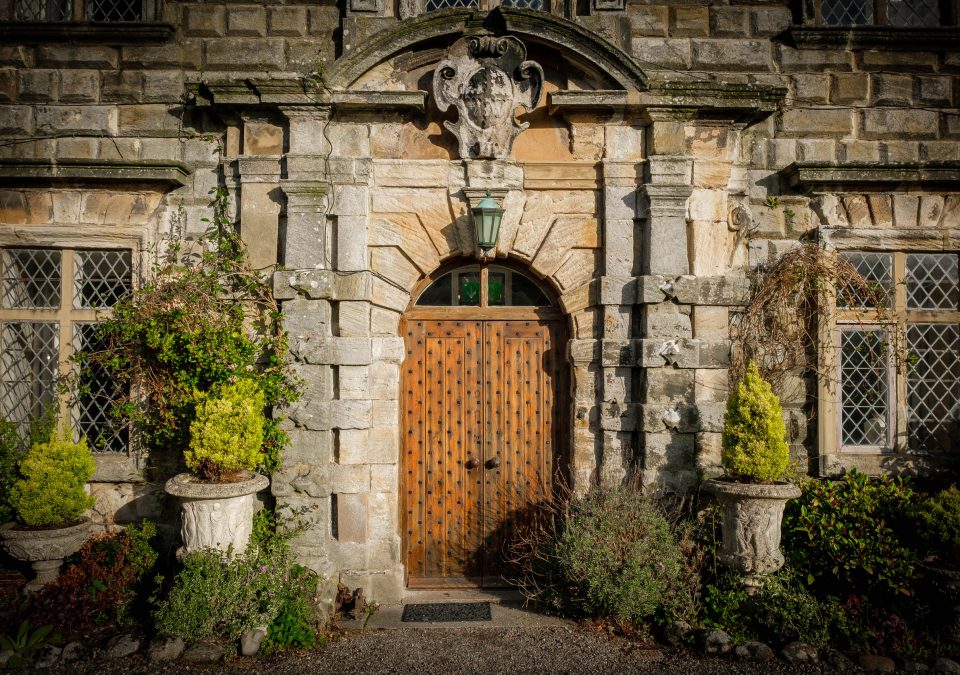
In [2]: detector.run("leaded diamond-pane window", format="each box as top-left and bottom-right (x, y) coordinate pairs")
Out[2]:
(501, 0), (544, 9)
(424, 0), (478, 10)
(838, 252), (892, 308)
(0, 246), (132, 453)
(0, 322), (59, 440)
(87, 0), (143, 22)
(13, 0), (70, 21)
(2, 248), (62, 310)
(73, 323), (127, 453)
(840, 329), (891, 447)
(907, 323), (960, 453)
(809, 0), (947, 26)
(821, 0), (873, 25)
(75, 250), (132, 309)
(888, 0), (940, 27)
(906, 253), (959, 310)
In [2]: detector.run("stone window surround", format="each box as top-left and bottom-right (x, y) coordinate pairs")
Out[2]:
(0, 158), (193, 483)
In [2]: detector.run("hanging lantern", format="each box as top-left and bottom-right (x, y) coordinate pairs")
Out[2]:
(471, 191), (504, 250)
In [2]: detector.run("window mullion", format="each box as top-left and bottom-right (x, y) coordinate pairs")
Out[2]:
(57, 249), (76, 434)
(892, 252), (908, 451)
(875, 0), (889, 25)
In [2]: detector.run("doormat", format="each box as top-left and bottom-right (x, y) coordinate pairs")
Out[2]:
(401, 602), (492, 623)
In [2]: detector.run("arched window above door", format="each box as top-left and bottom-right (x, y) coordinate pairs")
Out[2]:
(415, 265), (551, 307)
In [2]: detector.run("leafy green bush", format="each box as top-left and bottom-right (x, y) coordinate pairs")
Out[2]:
(262, 563), (322, 653)
(77, 187), (300, 475)
(701, 569), (846, 648)
(782, 470), (916, 597)
(154, 541), (316, 643)
(0, 419), (21, 523)
(910, 485), (960, 563)
(510, 488), (691, 626)
(27, 520), (159, 639)
(9, 435), (95, 527)
(721, 361), (789, 483)
(186, 379), (265, 481)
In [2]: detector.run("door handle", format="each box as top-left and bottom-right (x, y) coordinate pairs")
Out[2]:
(486, 457), (501, 469)
(465, 457), (480, 470)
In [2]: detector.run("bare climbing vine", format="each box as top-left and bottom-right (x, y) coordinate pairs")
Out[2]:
(731, 242), (897, 394)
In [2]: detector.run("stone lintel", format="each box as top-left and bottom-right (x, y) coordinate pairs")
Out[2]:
(639, 81), (786, 125)
(547, 90), (628, 112)
(782, 161), (960, 193)
(0, 158), (192, 191)
(0, 22), (174, 43)
(784, 25), (960, 52)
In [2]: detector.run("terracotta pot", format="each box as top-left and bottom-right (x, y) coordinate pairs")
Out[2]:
(164, 472), (269, 557)
(0, 517), (91, 593)
(703, 478), (801, 588)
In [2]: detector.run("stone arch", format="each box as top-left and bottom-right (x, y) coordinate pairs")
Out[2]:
(324, 7), (647, 93)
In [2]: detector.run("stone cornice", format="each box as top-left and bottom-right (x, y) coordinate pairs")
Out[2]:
(782, 161), (960, 192)
(0, 158), (192, 189)
(782, 25), (960, 52)
(548, 81), (785, 124)
(0, 21), (174, 43)
(189, 79), (426, 111)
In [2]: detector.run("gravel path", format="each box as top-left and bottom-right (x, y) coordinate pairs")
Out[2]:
(46, 626), (828, 675)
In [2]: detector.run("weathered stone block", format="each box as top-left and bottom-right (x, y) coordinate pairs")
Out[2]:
(118, 104), (179, 136)
(670, 6), (708, 37)
(709, 7), (747, 37)
(227, 7), (267, 37)
(338, 301), (370, 337)
(644, 368), (695, 403)
(790, 74), (827, 103)
(18, 70), (58, 102)
(695, 368), (728, 403)
(870, 74), (914, 106)
(861, 109), (938, 140)
(142, 71), (184, 104)
(204, 38), (284, 70)
(36, 105), (117, 135)
(293, 336), (372, 366)
(370, 307), (400, 336)
(37, 45), (117, 69)
(101, 70), (142, 103)
(369, 361), (399, 400)
(268, 6), (307, 36)
(631, 38), (690, 70)
(861, 50), (936, 72)
(334, 493), (368, 543)
(338, 365), (369, 400)
(750, 6), (791, 36)
(779, 108), (851, 136)
(829, 73), (867, 104)
(692, 306), (729, 338)
(691, 40), (772, 71)
(777, 46), (851, 72)
(185, 6), (225, 36)
(918, 75), (953, 105)
(370, 464), (398, 493)
(840, 141), (880, 162)
(336, 215), (368, 272)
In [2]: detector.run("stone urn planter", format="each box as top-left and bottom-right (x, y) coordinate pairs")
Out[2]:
(0, 518), (91, 592)
(703, 479), (801, 588)
(165, 472), (269, 557)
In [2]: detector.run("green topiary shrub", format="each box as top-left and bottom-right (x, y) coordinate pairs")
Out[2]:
(509, 488), (692, 626)
(910, 485), (960, 564)
(9, 435), (95, 527)
(721, 361), (789, 483)
(185, 379), (265, 481)
(0, 419), (21, 523)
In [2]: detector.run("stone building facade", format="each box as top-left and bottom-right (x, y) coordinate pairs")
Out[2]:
(0, 0), (958, 602)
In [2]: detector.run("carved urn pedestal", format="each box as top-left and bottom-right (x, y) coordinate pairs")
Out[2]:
(703, 479), (801, 589)
(0, 518), (91, 593)
(165, 472), (269, 557)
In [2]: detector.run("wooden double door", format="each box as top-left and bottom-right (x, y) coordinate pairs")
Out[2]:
(401, 316), (566, 586)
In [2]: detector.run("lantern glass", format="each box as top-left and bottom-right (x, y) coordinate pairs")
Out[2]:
(472, 194), (504, 250)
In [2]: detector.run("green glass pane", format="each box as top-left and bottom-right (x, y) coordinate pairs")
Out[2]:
(458, 272), (480, 306)
(488, 272), (505, 306)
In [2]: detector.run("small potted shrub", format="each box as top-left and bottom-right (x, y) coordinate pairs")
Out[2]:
(912, 486), (960, 642)
(0, 435), (95, 592)
(703, 362), (800, 587)
(164, 379), (269, 557)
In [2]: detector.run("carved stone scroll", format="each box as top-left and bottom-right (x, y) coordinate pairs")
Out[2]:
(433, 35), (544, 160)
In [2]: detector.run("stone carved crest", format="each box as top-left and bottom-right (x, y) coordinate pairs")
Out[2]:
(433, 36), (544, 160)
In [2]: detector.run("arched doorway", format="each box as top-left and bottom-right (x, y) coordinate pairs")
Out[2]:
(400, 260), (568, 587)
